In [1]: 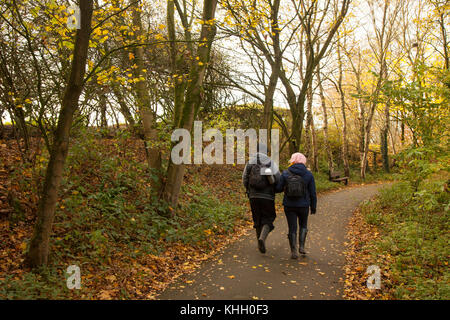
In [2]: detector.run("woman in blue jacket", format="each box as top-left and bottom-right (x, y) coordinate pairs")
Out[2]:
(276, 153), (317, 259)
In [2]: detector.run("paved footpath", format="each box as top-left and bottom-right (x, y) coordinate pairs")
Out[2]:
(157, 183), (388, 300)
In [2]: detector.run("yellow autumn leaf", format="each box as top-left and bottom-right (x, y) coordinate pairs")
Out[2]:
(105, 275), (116, 282)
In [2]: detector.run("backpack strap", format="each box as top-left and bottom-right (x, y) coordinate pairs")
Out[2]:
(286, 168), (297, 176)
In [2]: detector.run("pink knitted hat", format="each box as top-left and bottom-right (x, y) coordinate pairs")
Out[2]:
(289, 152), (307, 165)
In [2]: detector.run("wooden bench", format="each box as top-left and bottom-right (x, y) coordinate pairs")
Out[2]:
(329, 171), (349, 185)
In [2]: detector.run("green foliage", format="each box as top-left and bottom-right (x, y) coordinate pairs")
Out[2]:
(177, 184), (247, 245)
(384, 65), (450, 146)
(200, 104), (265, 132)
(0, 267), (67, 300)
(313, 171), (339, 192)
(350, 167), (396, 184)
(396, 144), (449, 193)
(360, 149), (449, 299)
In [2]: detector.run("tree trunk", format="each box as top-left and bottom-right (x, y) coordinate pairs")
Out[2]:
(0, 54), (30, 153)
(289, 106), (305, 155)
(0, 111), (3, 138)
(263, 69), (279, 131)
(112, 85), (135, 128)
(160, 0), (218, 207)
(381, 100), (390, 172)
(26, 0), (93, 267)
(99, 90), (107, 128)
(262, 0), (281, 132)
(305, 83), (318, 171)
(337, 40), (350, 177)
(361, 115), (374, 179)
(401, 115), (405, 144)
(317, 67), (334, 173)
(310, 111), (318, 172)
(358, 98), (365, 174)
(13, 106), (30, 153)
(373, 151), (377, 170)
(132, 2), (161, 171)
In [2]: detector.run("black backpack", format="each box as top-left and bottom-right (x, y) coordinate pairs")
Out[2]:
(285, 170), (306, 198)
(248, 159), (270, 190)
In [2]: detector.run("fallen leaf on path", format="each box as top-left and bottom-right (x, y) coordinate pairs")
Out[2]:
(99, 290), (117, 300)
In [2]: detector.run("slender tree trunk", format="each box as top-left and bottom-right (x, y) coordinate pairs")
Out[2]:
(401, 111), (405, 144)
(305, 83), (318, 171)
(361, 57), (386, 179)
(13, 106), (30, 153)
(0, 54), (30, 153)
(317, 67), (334, 173)
(361, 114), (374, 179)
(263, 71), (278, 131)
(99, 90), (107, 128)
(304, 84), (312, 160)
(26, 0), (93, 267)
(132, 2), (161, 171)
(373, 151), (377, 170)
(337, 40), (350, 177)
(289, 107), (305, 155)
(0, 111), (3, 138)
(112, 85), (135, 128)
(355, 63), (366, 177)
(310, 111), (318, 172)
(262, 0), (281, 132)
(381, 99), (390, 172)
(108, 100), (120, 129)
(358, 98), (365, 172)
(160, 0), (218, 207)
(438, 12), (449, 71)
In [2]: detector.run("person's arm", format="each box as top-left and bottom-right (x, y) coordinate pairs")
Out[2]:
(309, 174), (317, 214)
(271, 161), (281, 185)
(242, 163), (251, 190)
(275, 171), (285, 193)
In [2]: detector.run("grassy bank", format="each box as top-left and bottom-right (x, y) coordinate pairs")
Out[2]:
(0, 134), (251, 299)
(344, 175), (449, 299)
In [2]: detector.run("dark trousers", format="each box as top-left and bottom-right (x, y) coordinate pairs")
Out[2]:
(284, 206), (309, 235)
(249, 198), (276, 231)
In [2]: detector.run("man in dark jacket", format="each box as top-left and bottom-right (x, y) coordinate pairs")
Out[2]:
(242, 144), (280, 253)
(276, 153), (317, 258)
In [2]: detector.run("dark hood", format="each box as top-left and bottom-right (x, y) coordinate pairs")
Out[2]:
(288, 163), (308, 176)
